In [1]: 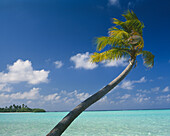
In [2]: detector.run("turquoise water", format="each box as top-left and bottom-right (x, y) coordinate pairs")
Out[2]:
(0, 110), (170, 136)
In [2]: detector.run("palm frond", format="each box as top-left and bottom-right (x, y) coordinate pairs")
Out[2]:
(94, 10), (154, 69)
(112, 18), (131, 33)
(113, 15), (144, 36)
(96, 28), (130, 51)
(91, 47), (131, 63)
(138, 50), (154, 68)
(96, 36), (128, 51)
(96, 37), (114, 51)
(122, 10), (138, 20)
(124, 19), (144, 36)
(109, 27), (129, 39)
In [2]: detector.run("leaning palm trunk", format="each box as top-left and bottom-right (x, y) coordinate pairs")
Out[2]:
(47, 59), (135, 136)
(47, 10), (155, 136)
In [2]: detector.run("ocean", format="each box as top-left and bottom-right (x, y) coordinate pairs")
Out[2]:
(0, 110), (170, 136)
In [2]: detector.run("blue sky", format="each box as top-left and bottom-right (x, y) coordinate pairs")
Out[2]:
(0, 0), (170, 111)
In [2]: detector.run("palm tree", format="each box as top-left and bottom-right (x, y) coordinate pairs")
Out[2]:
(47, 10), (154, 136)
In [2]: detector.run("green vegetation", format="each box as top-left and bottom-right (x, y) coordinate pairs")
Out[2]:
(32, 108), (46, 112)
(0, 104), (46, 112)
(91, 10), (154, 68)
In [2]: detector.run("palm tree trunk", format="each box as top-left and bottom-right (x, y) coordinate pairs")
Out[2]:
(47, 59), (135, 136)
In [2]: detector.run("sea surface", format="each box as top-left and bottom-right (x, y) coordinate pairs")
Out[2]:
(0, 110), (170, 136)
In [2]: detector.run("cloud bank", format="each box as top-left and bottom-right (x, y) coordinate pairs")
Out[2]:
(70, 52), (98, 70)
(70, 52), (128, 70)
(121, 77), (146, 90)
(0, 59), (49, 85)
(102, 58), (128, 67)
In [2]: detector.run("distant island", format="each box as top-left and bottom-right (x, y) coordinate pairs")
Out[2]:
(0, 104), (46, 112)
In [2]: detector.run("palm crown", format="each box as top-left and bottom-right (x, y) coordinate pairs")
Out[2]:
(91, 10), (154, 68)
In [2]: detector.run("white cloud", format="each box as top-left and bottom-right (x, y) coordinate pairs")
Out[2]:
(44, 93), (60, 101)
(0, 88), (41, 107)
(156, 94), (170, 102)
(0, 88), (40, 101)
(0, 59), (49, 84)
(54, 61), (63, 69)
(134, 93), (151, 103)
(0, 84), (6, 90)
(12, 88), (39, 100)
(0, 84), (12, 92)
(116, 94), (131, 104)
(108, 0), (119, 6)
(70, 52), (98, 70)
(0, 89), (91, 105)
(59, 90), (91, 103)
(0, 88), (110, 111)
(137, 89), (150, 93)
(0, 84), (7, 91)
(137, 86), (169, 94)
(70, 52), (129, 69)
(1, 85), (169, 111)
(151, 87), (160, 92)
(133, 77), (146, 83)
(102, 58), (128, 67)
(162, 86), (169, 92)
(121, 80), (134, 90)
(121, 77), (146, 90)
(2, 87), (12, 92)
(121, 94), (131, 99)
(61, 90), (109, 105)
(73, 90), (91, 101)
(27, 100), (32, 104)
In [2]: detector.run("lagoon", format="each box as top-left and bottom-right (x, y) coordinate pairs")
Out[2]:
(0, 110), (170, 136)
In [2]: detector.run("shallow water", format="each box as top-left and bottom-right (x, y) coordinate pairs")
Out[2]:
(0, 110), (170, 136)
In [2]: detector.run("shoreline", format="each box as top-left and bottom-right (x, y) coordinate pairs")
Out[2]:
(47, 108), (170, 112)
(0, 112), (46, 113)
(1, 108), (170, 113)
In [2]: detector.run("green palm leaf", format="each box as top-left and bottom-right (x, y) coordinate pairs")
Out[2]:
(113, 11), (144, 35)
(92, 10), (154, 69)
(109, 27), (129, 39)
(138, 50), (154, 68)
(96, 28), (130, 51)
(91, 47), (131, 63)
(124, 19), (144, 36)
(122, 10), (138, 20)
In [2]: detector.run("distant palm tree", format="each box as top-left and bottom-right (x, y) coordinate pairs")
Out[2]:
(22, 104), (25, 108)
(47, 10), (154, 136)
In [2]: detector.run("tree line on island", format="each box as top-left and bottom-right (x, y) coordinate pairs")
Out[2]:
(0, 104), (46, 112)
